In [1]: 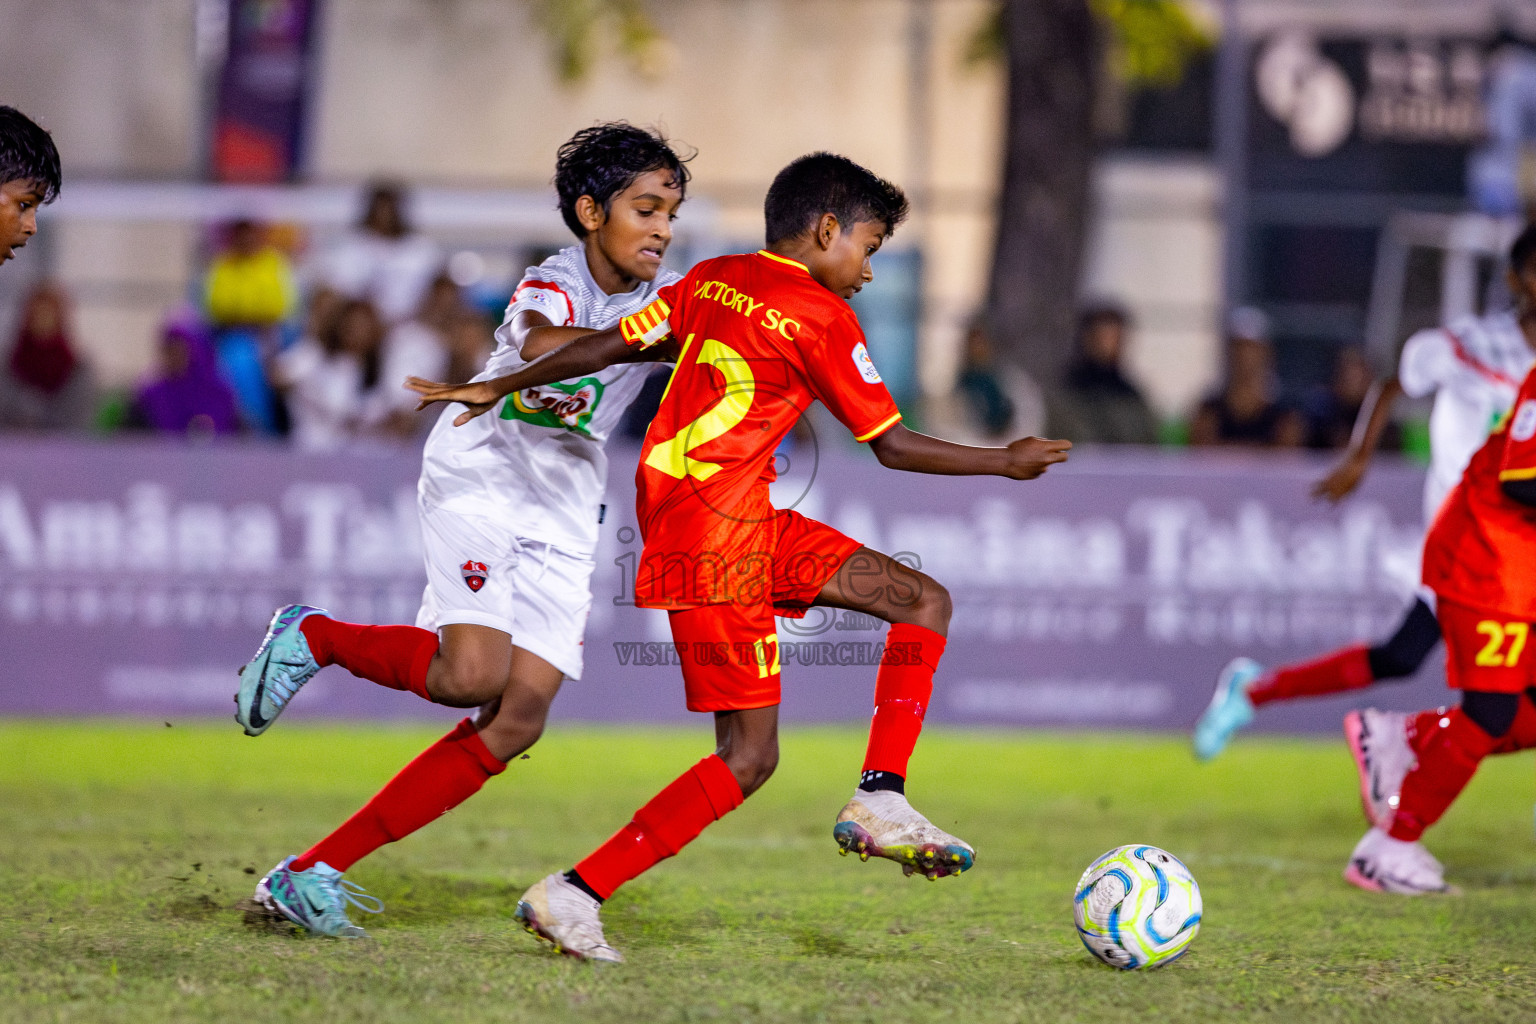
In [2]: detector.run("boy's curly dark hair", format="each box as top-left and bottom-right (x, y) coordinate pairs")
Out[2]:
(0, 106), (61, 203)
(763, 153), (907, 246)
(554, 122), (691, 239)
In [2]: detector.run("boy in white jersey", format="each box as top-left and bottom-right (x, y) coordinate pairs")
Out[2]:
(232, 123), (691, 937)
(1195, 223), (1536, 767)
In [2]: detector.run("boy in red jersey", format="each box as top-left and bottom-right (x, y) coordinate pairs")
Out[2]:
(0, 107), (61, 267)
(1193, 227), (1536, 765)
(410, 152), (1071, 960)
(1343, 364), (1536, 894)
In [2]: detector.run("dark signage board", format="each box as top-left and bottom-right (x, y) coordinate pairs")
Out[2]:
(1247, 31), (1497, 195)
(1233, 29), (1528, 379)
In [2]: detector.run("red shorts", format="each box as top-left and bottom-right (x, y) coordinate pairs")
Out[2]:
(667, 511), (861, 712)
(1438, 598), (1536, 694)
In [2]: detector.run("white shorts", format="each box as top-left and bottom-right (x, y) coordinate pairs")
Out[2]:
(415, 503), (595, 680)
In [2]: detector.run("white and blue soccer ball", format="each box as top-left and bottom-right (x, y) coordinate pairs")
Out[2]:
(1073, 844), (1201, 970)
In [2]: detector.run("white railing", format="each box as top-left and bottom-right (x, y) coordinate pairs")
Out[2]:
(1364, 209), (1524, 366)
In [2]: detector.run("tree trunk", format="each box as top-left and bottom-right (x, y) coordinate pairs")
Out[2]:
(986, 0), (1100, 395)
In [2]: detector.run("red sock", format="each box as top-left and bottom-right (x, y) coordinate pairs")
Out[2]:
(1405, 705), (1535, 757)
(574, 755), (744, 900)
(301, 615), (438, 701)
(1247, 644), (1373, 707)
(1405, 708), (1445, 757)
(1388, 707), (1497, 842)
(291, 718), (504, 872)
(861, 623), (946, 777)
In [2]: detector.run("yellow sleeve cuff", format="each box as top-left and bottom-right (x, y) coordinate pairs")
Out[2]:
(855, 412), (903, 443)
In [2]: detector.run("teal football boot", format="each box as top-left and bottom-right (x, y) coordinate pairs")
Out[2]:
(1192, 657), (1262, 761)
(235, 604), (328, 736)
(255, 855), (383, 938)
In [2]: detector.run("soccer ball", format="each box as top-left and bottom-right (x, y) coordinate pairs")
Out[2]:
(1072, 844), (1202, 970)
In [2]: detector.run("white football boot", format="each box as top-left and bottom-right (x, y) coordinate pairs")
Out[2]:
(1344, 826), (1456, 895)
(514, 873), (623, 963)
(1343, 708), (1416, 827)
(834, 789), (975, 879)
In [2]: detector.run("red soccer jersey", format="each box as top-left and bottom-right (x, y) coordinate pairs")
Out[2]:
(1423, 363), (1536, 618)
(618, 250), (902, 608)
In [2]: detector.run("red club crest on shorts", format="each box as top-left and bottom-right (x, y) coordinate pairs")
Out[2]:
(460, 560), (489, 593)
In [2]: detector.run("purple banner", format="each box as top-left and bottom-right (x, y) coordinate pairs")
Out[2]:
(0, 438), (1445, 733)
(210, 0), (318, 183)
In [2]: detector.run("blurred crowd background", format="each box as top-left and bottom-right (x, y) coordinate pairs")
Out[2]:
(2, 0), (1535, 454)
(0, 185), (498, 447)
(3, 0), (1532, 731)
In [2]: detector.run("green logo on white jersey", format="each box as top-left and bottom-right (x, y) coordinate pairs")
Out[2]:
(500, 378), (606, 437)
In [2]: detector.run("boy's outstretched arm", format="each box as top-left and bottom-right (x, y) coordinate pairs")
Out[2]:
(1311, 376), (1403, 502)
(867, 423), (1071, 479)
(407, 323), (665, 426)
(509, 309), (596, 360)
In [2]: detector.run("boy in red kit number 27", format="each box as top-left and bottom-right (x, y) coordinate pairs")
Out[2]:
(411, 152), (1072, 961)
(1344, 362), (1536, 894)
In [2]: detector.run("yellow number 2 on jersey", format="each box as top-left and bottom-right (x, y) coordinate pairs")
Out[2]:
(645, 336), (756, 481)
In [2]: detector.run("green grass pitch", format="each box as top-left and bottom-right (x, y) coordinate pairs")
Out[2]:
(3, 720), (1536, 1023)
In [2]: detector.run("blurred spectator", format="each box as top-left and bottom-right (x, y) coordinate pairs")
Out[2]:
(203, 219), (297, 434)
(125, 315), (241, 436)
(278, 297), (432, 449)
(0, 281), (95, 430)
(377, 274), (460, 436)
(442, 309), (495, 386)
(954, 319), (1015, 437)
(312, 182), (441, 324)
(1190, 308), (1306, 448)
(922, 316), (1047, 443)
(1047, 302), (1158, 444)
(386, 274), (458, 374)
(204, 219), (296, 330)
(1303, 345), (1398, 451)
(276, 297), (380, 449)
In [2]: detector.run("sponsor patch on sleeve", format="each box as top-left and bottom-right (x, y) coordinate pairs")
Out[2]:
(852, 342), (883, 384)
(1511, 399), (1536, 442)
(511, 280), (574, 326)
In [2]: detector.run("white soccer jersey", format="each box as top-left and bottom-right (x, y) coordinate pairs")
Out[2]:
(1398, 309), (1534, 523)
(418, 245), (679, 553)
